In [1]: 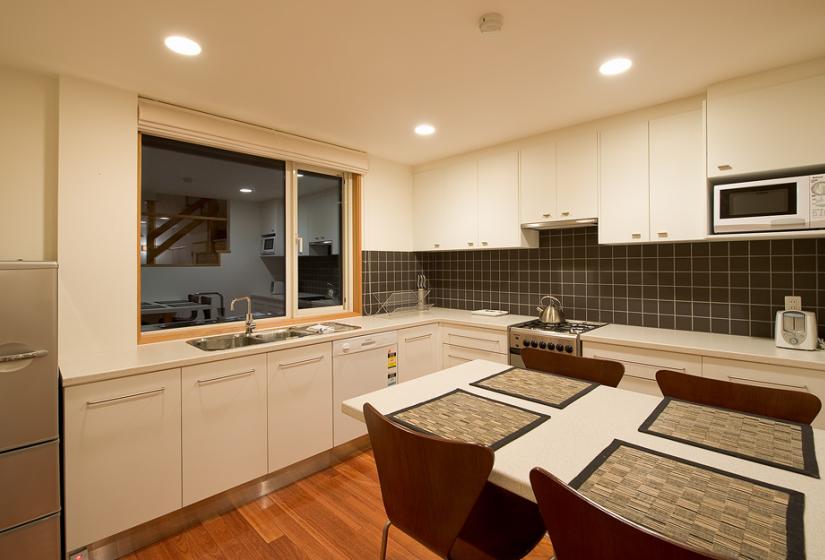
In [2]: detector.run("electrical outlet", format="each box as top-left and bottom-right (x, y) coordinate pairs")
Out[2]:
(785, 296), (802, 311)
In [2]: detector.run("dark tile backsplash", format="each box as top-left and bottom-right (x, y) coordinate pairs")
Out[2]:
(362, 227), (825, 339)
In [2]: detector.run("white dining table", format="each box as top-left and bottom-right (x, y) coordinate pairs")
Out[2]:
(342, 359), (825, 559)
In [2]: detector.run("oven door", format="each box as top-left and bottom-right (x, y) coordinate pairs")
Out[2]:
(713, 176), (810, 233)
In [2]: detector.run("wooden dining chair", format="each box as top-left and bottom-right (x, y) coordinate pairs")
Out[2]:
(655, 370), (822, 424)
(521, 348), (625, 388)
(529, 467), (723, 560)
(363, 403), (547, 560)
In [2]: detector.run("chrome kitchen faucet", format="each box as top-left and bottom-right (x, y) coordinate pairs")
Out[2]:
(230, 296), (256, 335)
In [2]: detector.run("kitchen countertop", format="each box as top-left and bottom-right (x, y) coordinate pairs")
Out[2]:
(582, 323), (825, 372)
(59, 308), (533, 387)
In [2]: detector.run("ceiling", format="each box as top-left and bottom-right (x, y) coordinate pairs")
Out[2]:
(2, 1), (824, 165)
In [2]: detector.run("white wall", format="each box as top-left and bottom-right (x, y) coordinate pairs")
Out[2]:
(362, 156), (414, 251)
(57, 76), (138, 355)
(0, 65), (58, 261)
(141, 200), (280, 304)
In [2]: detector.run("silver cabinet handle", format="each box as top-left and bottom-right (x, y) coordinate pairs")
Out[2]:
(467, 242), (474, 247)
(361, 339), (376, 347)
(296, 236), (304, 253)
(728, 375), (808, 392)
(591, 355), (686, 373)
(717, 164), (732, 171)
(197, 369), (255, 386)
(631, 232), (642, 239)
(561, 211), (570, 216)
(0, 349), (48, 364)
(87, 387), (165, 407)
(404, 333), (433, 343)
(481, 241), (488, 246)
(542, 213), (551, 218)
(278, 356), (324, 369)
(657, 231), (668, 237)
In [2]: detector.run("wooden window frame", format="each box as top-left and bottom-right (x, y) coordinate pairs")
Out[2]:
(137, 133), (362, 345)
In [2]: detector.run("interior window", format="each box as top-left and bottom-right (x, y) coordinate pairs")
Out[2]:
(297, 169), (344, 310)
(139, 135), (287, 332)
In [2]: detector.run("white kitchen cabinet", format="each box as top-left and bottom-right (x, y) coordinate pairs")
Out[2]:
(598, 122), (650, 244)
(182, 354), (268, 505)
(478, 151), (521, 248)
(397, 324), (441, 383)
(64, 368), (182, 550)
(649, 108), (708, 242)
(520, 142), (556, 224)
(555, 132), (598, 221)
(268, 343), (332, 472)
(582, 341), (702, 397)
(702, 357), (825, 429)
(413, 161), (477, 251)
(707, 72), (825, 178)
(440, 324), (509, 367)
(442, 344), (509, 367)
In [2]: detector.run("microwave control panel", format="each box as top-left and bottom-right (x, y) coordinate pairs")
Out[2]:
(811, 174), (825, 227)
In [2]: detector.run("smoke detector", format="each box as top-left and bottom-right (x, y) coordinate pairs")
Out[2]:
(478, 12), (503, 33)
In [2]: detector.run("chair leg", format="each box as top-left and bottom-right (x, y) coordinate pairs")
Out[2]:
(380, 520), (392, 560)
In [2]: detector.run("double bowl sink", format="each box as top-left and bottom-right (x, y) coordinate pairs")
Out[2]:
(187, 322), (359, 351)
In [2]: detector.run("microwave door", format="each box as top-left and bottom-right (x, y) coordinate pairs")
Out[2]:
(714, 178), (809, 233)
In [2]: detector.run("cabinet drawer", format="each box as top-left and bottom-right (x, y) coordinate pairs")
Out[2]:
(0, 440), (59, 531)
(702, 357), (825, 428)
(268, 343), (332, 472)
(182, 354), (268, 505)
(0, 512), (60, 559)
(441, 325), (507, 354)
(442, 344), (509, 368)
(64, 368), (181, 550)
(582, 342), (702, 381)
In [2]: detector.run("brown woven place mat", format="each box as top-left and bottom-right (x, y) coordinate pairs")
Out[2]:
(639, 398), (819, 479)
(470, 366), (598, 409)
(389, 389), (549, 450)
(570, 440), (805, 560)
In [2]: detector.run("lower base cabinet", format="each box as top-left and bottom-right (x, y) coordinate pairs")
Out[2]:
(268, 343), (333, 472)
(64, 368), (182, 551)
(397, 324), (440, 383)
(182, 354), (268, 506)
(442, 344), (509, 367)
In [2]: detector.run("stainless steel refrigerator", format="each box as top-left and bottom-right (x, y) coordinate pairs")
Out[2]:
(0, 262), (61, 558)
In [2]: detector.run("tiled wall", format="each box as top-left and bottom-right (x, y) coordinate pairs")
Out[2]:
(362, 227), (825, 338)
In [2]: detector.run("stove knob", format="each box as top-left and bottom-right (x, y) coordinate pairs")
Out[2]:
(556, 345), (564, 352)
(565, 345), (574, 353)
(530, 340), (538, 348)
(547, 342), (556, 351)
(523, 339), (531, 347)
(539, 341), (547, 349)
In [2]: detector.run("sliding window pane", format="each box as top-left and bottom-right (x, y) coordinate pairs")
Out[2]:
(140, 135), (286, 331)
(297, 169), (343, 309)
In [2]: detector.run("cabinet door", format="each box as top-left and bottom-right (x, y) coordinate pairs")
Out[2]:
(64, 368), (182, 550)
(598, 122), (650, 244)
(397, 324), (440, 383)
(707, 73), (825, 177)
(649, 108), (707, 242)
(520, 142), (556, 224)
(478, 151), (520, 248)
(556, 132), (598, 221)
(182, 354), (268, 505)
(413, 168), (448, 251)
(442, 160), (479, 250)
(268, 343), (333, 472)
(441, 344), (509, 368)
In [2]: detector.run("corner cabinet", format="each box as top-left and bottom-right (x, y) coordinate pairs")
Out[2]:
(598, 107), (707, 244)
(267, 343), (333, 472)
(397, 324), (440, 383)
(181, 354), (268, 506)
(413, 154), (537, 251)
(64, 368), (182, 551)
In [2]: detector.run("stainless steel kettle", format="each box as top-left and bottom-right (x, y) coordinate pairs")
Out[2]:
(536, 295), (565, 324)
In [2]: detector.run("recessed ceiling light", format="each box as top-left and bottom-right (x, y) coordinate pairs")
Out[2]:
(164, 35), (202, 56)
(239, 187), (254, 193)
(599, 57), (632, 76)
(414, 123), (436, 136)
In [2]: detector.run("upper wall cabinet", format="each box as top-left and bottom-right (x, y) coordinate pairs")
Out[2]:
(599, 107), (707, 244)
(413, 154), (536, 251)
(519, 132), (598, 225)
(707, 72), (825, 177)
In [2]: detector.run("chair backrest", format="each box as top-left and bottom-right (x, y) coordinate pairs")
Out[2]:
(363, 403), (495, 557)
(656, 370), (822, 424)
(529, 467), (721, 560)
(521, 348), (625, 387)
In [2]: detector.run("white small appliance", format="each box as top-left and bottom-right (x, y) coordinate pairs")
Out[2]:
(775, 310), (818, 351)
(713, 174), (825, 234)
(260, 233), (277, 256)
(332, 331), (398, 446)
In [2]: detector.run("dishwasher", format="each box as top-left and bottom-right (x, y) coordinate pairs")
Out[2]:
(332, 331), (398, 446)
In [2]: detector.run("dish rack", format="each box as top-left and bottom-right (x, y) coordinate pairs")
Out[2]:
(375, 290), (432, 315)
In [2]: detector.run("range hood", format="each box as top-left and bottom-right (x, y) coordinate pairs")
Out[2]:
(521, 218), (597, 230)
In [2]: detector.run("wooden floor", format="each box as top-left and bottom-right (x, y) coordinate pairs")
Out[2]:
(123, 450), (554, 559)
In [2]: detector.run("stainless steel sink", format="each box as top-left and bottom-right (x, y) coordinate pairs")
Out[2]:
(187, 322), (360, 351)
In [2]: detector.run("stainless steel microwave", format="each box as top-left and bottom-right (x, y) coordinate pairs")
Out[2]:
(713, 174), (825, 234)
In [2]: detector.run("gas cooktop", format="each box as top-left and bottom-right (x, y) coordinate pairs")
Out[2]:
(511, 319), (606, 335)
